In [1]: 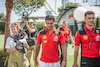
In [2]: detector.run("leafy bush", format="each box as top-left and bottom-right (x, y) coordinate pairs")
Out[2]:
(54, 24), (58, 29)
(35, 22), (46, 32)
(0, 50), (9, 59)
(0, 22), (5, 34)
(0, 49), (10, 67)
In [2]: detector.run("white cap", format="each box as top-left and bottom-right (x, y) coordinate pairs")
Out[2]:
(28, 19), (34, 23)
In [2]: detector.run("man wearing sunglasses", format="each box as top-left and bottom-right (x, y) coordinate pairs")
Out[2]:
(21, 19), (37, 67)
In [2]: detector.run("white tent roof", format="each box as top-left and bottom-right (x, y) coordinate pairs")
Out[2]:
(86, 6), (100, 17)
(74, 6), (100, 21)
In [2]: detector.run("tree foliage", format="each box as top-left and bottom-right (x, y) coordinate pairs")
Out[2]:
(0, 22), (5, 34)
(13, 0), (46, 19)
(96, 17), (100, 27)
(0, 13), (6, 22)
(58, 2), (78, 12)
(35, 22), (45, 32)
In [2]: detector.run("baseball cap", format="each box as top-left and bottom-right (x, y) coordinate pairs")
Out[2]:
(28, 19), (34, 23)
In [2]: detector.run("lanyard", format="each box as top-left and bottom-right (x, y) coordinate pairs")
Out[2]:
(84, 27), (95, 49)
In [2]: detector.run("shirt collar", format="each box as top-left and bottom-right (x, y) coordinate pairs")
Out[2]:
(84, 25), (95, 31)
(62, 26), (68, 30)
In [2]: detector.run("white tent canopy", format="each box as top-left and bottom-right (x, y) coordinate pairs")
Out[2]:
(74, 6), (100, 21)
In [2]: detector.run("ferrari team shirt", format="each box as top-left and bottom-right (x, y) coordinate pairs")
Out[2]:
(37, 27), (65, 63)
(58, 26), (71, 42)
(75, 25), (100, 58)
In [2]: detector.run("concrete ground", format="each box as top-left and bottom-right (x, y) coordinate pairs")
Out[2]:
(0, 34), (4, 37)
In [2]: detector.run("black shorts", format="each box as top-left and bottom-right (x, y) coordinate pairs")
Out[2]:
(81, 56), (100, 67)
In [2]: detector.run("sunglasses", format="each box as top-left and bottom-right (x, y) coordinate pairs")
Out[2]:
(28, 22), (33, 23)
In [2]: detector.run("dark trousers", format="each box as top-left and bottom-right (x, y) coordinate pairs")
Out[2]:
(81, 56), (100, 67)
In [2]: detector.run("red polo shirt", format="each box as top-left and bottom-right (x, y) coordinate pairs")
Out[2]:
(37, 27), (65, 63)
(58, 26), (71, 42)
(75, 25), (100, 58)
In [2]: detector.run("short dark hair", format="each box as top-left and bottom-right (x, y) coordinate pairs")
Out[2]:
(45, 15), (55, 22)
(85, 11), (95, 18)
(63, 20), (67, 23)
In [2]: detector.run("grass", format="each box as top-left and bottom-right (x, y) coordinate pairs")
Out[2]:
(67, 44), (81, 67)
(0, 37), (4, 49)
(0, 37), (81, 67)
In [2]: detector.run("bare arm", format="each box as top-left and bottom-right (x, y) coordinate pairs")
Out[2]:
(61, 43), (67, 67)
(72, 46), (79, 67)
(6, 48), (16, 53)
(24, 20), (36, 33)
(35, 43), (41, 66)
(69, 34), (74, 44)
(69, 34), (74, 47)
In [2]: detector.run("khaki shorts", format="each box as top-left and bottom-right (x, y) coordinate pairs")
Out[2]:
(8, 51), (29, 67)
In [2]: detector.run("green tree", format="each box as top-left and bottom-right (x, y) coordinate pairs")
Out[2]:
(13, 0), (46, 20)
(96, 17), (100, 28)
(81, 21), (86, 28)
(0, 13), (6, 22)
(35, 22), (45, 32)
(58, 2), (77, 12)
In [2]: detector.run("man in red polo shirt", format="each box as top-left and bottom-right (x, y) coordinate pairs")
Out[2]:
(35, 15), (66, 67)
(73, 11), (100, 67)
(58, 21), (74, 62)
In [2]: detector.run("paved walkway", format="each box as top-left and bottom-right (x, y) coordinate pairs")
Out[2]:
(0, 34), (5, 37)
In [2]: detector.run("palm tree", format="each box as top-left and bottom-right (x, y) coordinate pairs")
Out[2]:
(4, 0), (14, 49)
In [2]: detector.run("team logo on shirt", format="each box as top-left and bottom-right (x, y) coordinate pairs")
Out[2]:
(43, 35), (47, 39)
(83, 35), (88, 40)
(66, 29), (68, 30)
(96, 30), (99, 33)
(55, 31), (59, 35)
(61, 31), (64, 33)
(95, 35), (100, 41)
(43, 40), (47, 43)
(53, 36), (58, 41)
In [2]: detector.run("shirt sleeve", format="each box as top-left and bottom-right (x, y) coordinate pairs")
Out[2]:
(5, 37), (11, 49)
(35, 27), (38, 32)
(68, 29), (71, 35)
(59, 32), (65, 45)
(75, 31), (81, 46)
(25, 29), (28, 34)
(37, 32), (41, 44)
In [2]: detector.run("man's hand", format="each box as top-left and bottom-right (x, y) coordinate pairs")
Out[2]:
(17, 46), (22, 49)
(72, 43), (75, 48)
(24, 20), (28, 25)
(72, 64), (78, 67)
(35, 59), (39, 67)
(21, 23), (25, 29)
(25, 45), (29, 49)
(61, 60), (66, 67)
